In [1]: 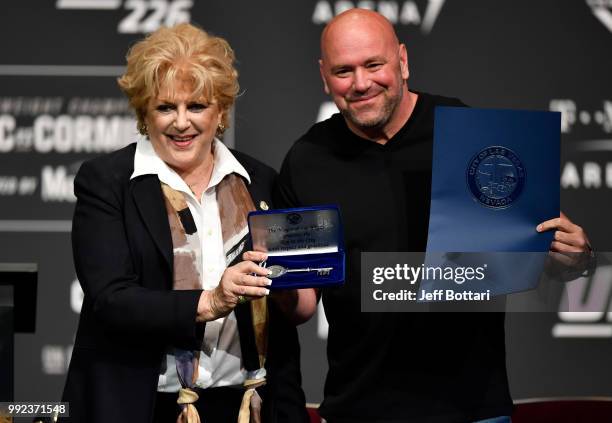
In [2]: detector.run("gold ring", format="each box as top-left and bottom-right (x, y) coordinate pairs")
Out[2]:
(237, 295), (248, 304)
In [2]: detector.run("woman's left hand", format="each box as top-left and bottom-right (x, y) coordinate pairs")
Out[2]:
(196, 251), (271, 322)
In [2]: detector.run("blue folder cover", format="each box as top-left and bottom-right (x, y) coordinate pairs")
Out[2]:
(427, 107), (560, 252)
(424, 107), (560, 296)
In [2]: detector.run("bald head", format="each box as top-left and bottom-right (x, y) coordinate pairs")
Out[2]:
(318, 8), (415, 143)
(321, 9), (399, 61)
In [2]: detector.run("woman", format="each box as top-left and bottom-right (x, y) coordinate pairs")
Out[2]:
(61, 23), (309, 423)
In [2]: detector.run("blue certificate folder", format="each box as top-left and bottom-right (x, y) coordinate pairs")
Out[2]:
(248, 205), (345, 289)
(425, 107), (560, 295)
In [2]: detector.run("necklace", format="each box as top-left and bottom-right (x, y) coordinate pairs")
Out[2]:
(183, 150), (214, 196)
(187, 180), (203, 196)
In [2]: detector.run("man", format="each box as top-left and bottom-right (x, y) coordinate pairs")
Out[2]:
(276, 8), (590, 423)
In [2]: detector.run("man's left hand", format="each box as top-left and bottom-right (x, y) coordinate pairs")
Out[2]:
(537, 212), (591, 253)
(537, 212), (593, 268)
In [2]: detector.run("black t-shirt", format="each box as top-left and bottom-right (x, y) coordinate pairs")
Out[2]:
(276, 92), (513, 422)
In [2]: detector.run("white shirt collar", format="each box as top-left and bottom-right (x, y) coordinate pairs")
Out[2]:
(130, 136), (250, 191)
(209, 138), (251, 186)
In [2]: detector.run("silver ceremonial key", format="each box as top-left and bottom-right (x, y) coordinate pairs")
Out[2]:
(267, 265), (333, 278)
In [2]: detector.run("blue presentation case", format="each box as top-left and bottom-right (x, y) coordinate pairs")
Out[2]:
(248, 205), (345, 289)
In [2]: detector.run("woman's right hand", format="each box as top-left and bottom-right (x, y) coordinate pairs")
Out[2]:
(196, 251), (271, 322)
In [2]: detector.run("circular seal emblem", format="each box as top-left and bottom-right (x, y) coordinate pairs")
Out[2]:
(286, 212), (303, 225)
(466, 146), (525, 209)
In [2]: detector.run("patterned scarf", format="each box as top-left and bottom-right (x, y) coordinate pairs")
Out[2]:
(160, 173), (268, 423)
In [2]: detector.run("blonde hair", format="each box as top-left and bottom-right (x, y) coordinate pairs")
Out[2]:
(117, 23), (239, 135)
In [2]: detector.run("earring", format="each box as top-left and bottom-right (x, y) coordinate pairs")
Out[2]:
(218, 123), (225, 132)
(138, 122), (148, 136)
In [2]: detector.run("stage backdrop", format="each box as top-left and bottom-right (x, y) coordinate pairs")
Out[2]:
(1, 0), (611, 404)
